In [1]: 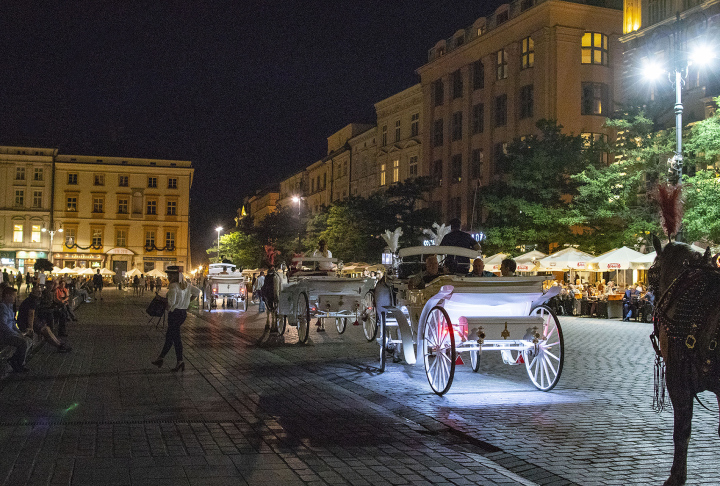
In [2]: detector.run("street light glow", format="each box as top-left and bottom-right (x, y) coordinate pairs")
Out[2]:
(690, 44), (714, 66)
(292, 196), (300, 203)
(216, 226), (223, 232)
(642, 60), (664, 81)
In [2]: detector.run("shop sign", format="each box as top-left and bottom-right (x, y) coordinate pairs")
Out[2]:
(53, 253), (103, 260)
(16, 251), (47, 259)
(0, 251), (16, 259)
(143, 257), (176, 262)
(607, 263), (621, 269)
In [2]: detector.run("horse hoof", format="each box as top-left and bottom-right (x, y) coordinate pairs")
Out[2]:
(663, 475), (686, 486)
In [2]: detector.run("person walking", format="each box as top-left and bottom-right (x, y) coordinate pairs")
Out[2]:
(151, 267), (200, 372)
(92, 269), (103, 300)
(254, 271), (265, 313)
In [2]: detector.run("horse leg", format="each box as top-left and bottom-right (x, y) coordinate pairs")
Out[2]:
(717, 394), (720, 438)
(664, 374), (694, 486)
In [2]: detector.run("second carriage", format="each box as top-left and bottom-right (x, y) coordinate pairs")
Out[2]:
(374, 246), (564, 395)
(273, 256), (378, 343)
(203, 263), (248, 311)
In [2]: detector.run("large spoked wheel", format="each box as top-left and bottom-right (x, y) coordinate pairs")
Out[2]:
(296, 293), (310, 345)
(423, 306), (456, 396)
(379, 312), (388, 372)
(361, 291), (378, 342)
(524, 305), (564, 391)
(470, 349), (481, 372)
(276, 313), (287, 335)
(335, 317), (347, 334)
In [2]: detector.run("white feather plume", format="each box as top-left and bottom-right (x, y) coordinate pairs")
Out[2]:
(423, 223), (450, 246)
(381, 227), (403, 253)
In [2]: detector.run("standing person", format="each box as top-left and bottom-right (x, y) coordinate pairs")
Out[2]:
(25, 272), (32, 293)
(151, 267), (200, 372)
(0, 286), (29, 373)
(439, 218), (481, 274)
(139, 274), (146, 296)
(254, 271), (265, 313)
(2, 269), (8, 284)
(92, 269), (103, 300)
(312, 239), (333, 271)
(15, 272), (22, 292)
(149, 276), (155, 293)
(37, 270), (46, 289)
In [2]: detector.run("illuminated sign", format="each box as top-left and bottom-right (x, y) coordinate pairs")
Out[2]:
(471, 232), (486, 242)
(53, 253), (102, 260)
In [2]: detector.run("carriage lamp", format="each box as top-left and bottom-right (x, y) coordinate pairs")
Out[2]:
(382, 248), (393, 266)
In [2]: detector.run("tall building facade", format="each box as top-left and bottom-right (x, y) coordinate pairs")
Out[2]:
(0, 146), (56, 274)
(417, 0), (622, 229)
(53, 154), (193, 274)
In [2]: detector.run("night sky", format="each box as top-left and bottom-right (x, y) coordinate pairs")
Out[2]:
(0, 1), (505, 263)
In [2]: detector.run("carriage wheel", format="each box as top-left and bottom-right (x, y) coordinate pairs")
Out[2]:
(335, 317), (347, 334)
(524, 305), (564, 391)
(379, 312), (387, 372)
(296, 293), (310, 345)
(470, 349), (481, 372)
(276, 314), (287, 335)
(242, 297), (248, 312)
(361, 291), (378, 342)
(423, 306), (456, 396)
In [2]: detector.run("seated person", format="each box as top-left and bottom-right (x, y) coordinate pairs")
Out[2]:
(500, 258), (517, 276)
(312, 239), (333, 271)
(409, 255), (446, 289)
(466, 258), (496, 277)
(17, 287), (71, 353)
(0, 286), (29, 373)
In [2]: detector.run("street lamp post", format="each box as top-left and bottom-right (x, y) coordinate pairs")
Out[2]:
(41, 223), (63, 261)
(216, 226), (223, 263)
(292, 196), (303, 251)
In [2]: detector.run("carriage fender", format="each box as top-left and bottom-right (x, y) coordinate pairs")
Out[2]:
(383, 306), (416, 366)
(529, 285), (561, 312)
(415, 285), (455, 366)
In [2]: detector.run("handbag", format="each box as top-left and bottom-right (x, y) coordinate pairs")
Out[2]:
(146, 296), (166, 317)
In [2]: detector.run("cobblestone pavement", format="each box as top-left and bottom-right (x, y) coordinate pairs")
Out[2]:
(0, 289), (717, 485)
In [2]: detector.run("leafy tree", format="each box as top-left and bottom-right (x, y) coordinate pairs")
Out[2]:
(211, 230), (264, 268)
(683, 169), (720, 243)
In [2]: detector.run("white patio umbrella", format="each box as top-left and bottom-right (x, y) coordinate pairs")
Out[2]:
(537, 247), (595, 271)
(99, 268), (116, 276)
(1, 266), (19, 273)
(57, 267), (77, 274)
(145, 268), (167, 278)
(514, 250), (547, 272)
(483, 253), (508, 272)
(589, 246), (645, 271)
(52, 266), (63, 274)
(78, 267), (96, 276)
(125, 268), (142, 278)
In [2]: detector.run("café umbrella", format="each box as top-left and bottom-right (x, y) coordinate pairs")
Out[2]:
(514, 250), (547, 273)
(484, 253), (508, 272)
(537, 247), (595, 271)
(588, 247), (645, 271)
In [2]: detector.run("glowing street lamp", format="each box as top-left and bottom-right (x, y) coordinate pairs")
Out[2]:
(41, 223), (63, 254)
(216, 226), (223, 262)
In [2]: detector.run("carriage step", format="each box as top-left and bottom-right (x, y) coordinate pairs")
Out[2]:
(455, 355), (464, 366)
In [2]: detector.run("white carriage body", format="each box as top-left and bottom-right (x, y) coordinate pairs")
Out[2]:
(206, 263), (247, 300)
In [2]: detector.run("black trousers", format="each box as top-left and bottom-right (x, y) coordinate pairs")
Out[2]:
(160, 309), (187, 362)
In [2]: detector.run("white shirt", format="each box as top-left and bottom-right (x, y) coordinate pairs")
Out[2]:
(38, 273), (46, 285)
(166, 282), (201, 312)
(312, 249), (333, 271)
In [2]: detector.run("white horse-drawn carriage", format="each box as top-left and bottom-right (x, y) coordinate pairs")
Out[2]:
(374, 246), (564, 395)
(203, 263), (248, 311)
(272, 256), (377, 343)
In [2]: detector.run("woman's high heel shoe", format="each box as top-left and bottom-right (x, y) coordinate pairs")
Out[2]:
(171, 361), (185, 372)
(151, 357), (164, 368)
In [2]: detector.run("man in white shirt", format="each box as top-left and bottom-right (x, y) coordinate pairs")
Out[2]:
(255, 272), (265, 313)
(0, 286), (29, 373)
(312, 239), (333, 271)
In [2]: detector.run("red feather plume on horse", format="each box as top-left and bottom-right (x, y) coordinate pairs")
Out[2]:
(654, 183), (684, 239)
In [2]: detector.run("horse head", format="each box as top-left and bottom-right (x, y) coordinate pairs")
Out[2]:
(649, 235), (705, 301)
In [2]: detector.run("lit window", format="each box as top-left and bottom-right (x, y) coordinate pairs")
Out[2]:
(92, 229), (102, 247)
(13, 224), (23, 243)
(380, 163), (387, 186)
(64, 229), (76, 247)
(31, 225), (42, 243)
(582, 32), (608, 65)
(521, 37), (534, 69)
(67, 197), (77, 212)
(392, 159), (399, 183)
(496, 49), (508, 80)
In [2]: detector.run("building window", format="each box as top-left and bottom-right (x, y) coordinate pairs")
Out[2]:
(495, 94), (508, 127)
(496, 9), (509, 25)
(494, 142), (508, 172)
(323, 173), (326, 189)
(118, 198), (129, 214)
(92, 229), (103, 247)
(15, 190), (24, 207)
(433, 119), (444, 147)
(93, 197), (104, 213)
(409, 156), (418, 177)
(168, 177), (177, 189)
(392, 159), (399, 183)
(147, 200), (157, 215)
(411, 113), (419, 137)
(473, 60), (484, 90)
(452, 70), (463, 99)
(311, 179), (315, 193)
(145, 231), (156, 247)
(582, 132), (609, 164)
(381, 125), (387, 146)
(116, 229), (127, 247)
(31, 225), (42, 243)
(582, 32), (608, 66)
(68, 173), (78, 185)
(380, 163), (387, 186)
(581, 82), (609, 115)
(64, 229), (76, 247)
(15, 167), (25, 180)
(519, 85), (534, 119)
(13, 224), (23, 243)
(395, 120), (401, 142)
(452, 112), (463, 141)
(148, 177), (157, 188)
(32, 190), (42, 208)
(471, 149), (484, 179)
(166, 232), (176, 249)
(496, 49), (507, 80)
(33, 168), (44, 181)
(450, 197), (462, 220)
(433, 79), (444, 106)
(451, 155), (462, 183)
(472, 103), (484, 134)
(167, 201), (177, 215)
(521, 37), (534, 69)
(66, 197), (77, 212)
(94, 174), (104, 186)
(432, 160), (443, 187)
(119, 175), (129, 187)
